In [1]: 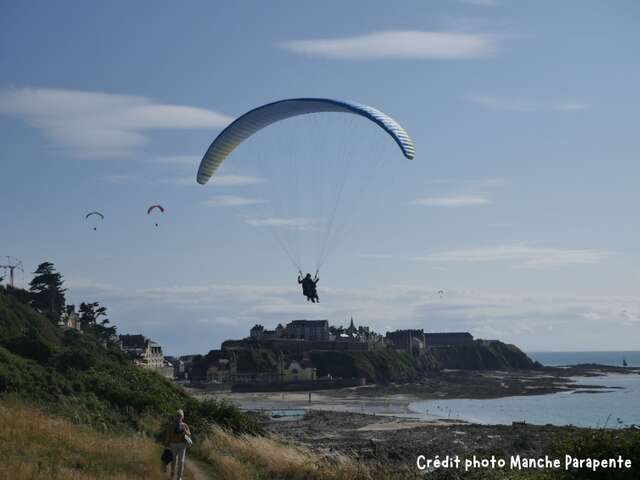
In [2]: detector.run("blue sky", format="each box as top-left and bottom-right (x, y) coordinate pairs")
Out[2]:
(1, 0), (639, 355)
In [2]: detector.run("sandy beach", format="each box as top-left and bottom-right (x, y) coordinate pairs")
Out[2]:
(187, 365), (640, 471)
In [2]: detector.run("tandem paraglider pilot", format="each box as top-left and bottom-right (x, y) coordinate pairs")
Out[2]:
(298, 270), (319, 303)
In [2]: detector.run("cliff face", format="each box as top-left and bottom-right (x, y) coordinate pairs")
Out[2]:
(198, 339), (537, 384)
(428, 340), (538, 371)
(309, 340), (537, 383)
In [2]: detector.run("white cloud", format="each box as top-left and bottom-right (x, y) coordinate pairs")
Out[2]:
(206, 195), (267, 207)
(357, 253), (394, 259)
(0, 87), (231, 156)
(66, 279), (640, 354)
(152, 155), (200, 166)
(411, 194), (491, 207)
(469, 95), (588, 112)
(413, 178), (502, 208)
(280, 30), (498, 60)
(157, 174), (265, 187)
(432, 178), (506, 188)
(154, 177), (196, 186)
(209, 175), (266, 187)
(245, 217), (314, 230)
(415, 245), (611, 269)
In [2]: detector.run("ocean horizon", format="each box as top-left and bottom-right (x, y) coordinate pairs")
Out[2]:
(527, 350), (640, 367)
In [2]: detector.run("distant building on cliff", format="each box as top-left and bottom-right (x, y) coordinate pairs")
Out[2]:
(385, 329), (425, 354)
(285, 319), (329, 341)
(231, 318), (381, 354)
(119, 334), (170, 375)
(250, 323), (285, 340)
(58, 304), (81, 331)
(386, 330), (474, 352)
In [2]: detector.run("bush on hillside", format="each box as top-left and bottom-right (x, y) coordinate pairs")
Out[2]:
(0, 289), (259, 436)
(551, 429), (640, 480)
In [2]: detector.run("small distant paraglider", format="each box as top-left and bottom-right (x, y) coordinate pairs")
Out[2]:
(438, 289), (445, 298)
(85, 211), (104, 231)
(147, 204), (165, 227)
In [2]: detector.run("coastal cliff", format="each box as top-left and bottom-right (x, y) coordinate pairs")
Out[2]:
(309, 340), (538, 382)
(194, 339), (538, 384)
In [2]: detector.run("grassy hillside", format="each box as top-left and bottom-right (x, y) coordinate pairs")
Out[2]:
(195, 425), (406, 480)
(310, 348), (435, 382)
(428, 340), (538, 370)
(0, 288), (258, 435)
(0, 401), (169, 480)
(309, 341), (536, 383)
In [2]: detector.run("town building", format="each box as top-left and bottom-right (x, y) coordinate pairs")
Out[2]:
(58, 304), (81, 331)
(206, 357), (236, 383)
(119, 334), (165, 369)
(386, 330), (475, 352)
(229, 353), (317, 385)
(165, 356), (186, 380)
(385, 329), (425, 354)
(285, 319), (329, 341)
(230, 318), (381, 355)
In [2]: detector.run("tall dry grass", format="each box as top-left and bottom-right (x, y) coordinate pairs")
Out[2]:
(0, 402), (168, 480)
(196, 426), (412, 480)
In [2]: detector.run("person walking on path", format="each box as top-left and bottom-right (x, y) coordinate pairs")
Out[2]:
(165, 409), (192, 480)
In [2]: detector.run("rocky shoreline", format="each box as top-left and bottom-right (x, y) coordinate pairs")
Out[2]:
(318, 364), (638, 400)
(264, 409), (561, 465)
(191, 364), (639, 475)
(193, 364), (639, 411)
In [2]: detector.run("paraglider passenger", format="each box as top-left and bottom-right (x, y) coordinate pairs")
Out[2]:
(298, 271), (319, 303)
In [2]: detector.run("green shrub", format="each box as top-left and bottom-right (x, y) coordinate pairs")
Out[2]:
(0, 290), (259, 437)
(552, 429), (640, 480)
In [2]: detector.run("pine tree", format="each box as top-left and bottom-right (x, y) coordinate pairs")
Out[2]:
(79, 301), (116, 342)
(29, 262), (67, 321)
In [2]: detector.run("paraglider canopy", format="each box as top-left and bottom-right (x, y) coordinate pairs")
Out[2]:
(85, 211), (104, 231)
(147, 204), (165, 227)
(147, 205), (165, 215)
(197, 98), (415, 185)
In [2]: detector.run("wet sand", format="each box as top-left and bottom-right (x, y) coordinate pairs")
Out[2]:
(190, 366), (638, 419)
(188, 366), (640, 473)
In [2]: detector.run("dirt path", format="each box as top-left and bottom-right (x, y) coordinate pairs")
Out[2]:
(187, 457), (213, 480)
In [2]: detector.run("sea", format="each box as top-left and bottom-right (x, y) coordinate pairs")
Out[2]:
(407, 351), (640, 428)
(527, 350), (640, 368)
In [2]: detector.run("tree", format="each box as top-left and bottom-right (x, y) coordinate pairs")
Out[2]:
(79, 301), (116, 342)
(29, 262), (66, 321)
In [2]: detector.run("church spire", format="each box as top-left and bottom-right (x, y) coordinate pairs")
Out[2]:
(347, 316), (356, 334)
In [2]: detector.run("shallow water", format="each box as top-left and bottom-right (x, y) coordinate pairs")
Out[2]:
(408, 374), (640, 428)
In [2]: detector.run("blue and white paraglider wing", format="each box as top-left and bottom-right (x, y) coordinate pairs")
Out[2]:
(196, 98), (415, 185)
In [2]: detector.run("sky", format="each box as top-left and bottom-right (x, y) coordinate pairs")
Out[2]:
(1, 0), (639, 355)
